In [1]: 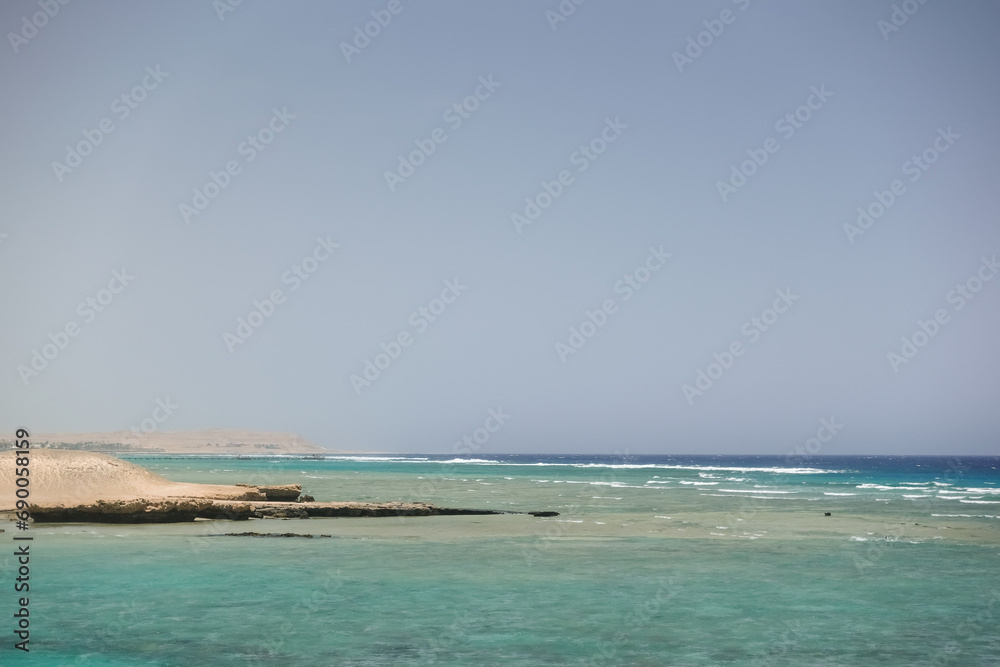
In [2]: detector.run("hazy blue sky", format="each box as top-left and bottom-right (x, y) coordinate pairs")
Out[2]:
(2, 0), (998, 455)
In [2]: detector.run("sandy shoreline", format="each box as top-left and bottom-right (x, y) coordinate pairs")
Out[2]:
(0, 450), (265, 508)
(0, 450), (551, 523)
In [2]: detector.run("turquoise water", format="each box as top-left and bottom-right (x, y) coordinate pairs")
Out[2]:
(4, 455), (999, 665)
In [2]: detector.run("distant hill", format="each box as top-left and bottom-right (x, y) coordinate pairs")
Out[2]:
(4, 429), (340, 454)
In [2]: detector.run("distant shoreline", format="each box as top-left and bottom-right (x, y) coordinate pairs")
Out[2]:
(0, 428), (365, 456)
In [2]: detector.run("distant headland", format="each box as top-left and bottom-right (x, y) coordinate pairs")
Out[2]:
(0, 429), (362, 455)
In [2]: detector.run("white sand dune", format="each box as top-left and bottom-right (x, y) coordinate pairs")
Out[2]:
(0, 450), (260, 509)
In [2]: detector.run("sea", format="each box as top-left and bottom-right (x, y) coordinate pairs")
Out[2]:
(5, 454), (999, 666)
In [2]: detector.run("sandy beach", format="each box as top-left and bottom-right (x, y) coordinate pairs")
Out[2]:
(0, 450), (522, 522)
(0, 450), (266, 510)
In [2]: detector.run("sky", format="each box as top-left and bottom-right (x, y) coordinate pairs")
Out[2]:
(1, 0), (998, 455)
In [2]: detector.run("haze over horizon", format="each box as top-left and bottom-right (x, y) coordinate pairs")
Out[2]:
(2, 1), (998, 455)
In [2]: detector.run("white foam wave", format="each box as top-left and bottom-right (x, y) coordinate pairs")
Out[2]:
(419, 461), (843, 473)
(589, 481), (646, 488)
(327, 456), (431, 462)
(699, 494), (797, 500)
(713, 489), (797, 494)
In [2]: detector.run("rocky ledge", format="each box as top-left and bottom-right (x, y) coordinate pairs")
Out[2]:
(235, 484), (304, 502)
(27, 499), (558, 523)
(29, 499), (252, 524)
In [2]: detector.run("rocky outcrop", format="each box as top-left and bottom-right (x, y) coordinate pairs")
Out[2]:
(30, 499), (254, 523)
(228, 487), (266, 501)
(222, 532), (332, 538)
(235, 483), (301, 501)
(258, 484), (302, 501)
(25, 498), (557, 523)
(251, 505), (310, 519)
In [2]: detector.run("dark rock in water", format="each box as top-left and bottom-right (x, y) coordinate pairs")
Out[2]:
(251, 506), (310, 519)
(824, 512), (832, 516)
(32, 500), (254, 523)
(256, 484), (302, 501)
(433, 507), (505, 516)
(224, 532), (313, 538)
(300, 494), (315, 503)
(28, 496), (560, 523)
